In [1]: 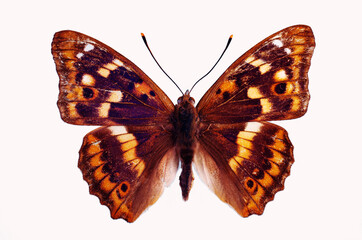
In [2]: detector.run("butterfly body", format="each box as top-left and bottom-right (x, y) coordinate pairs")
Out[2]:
(52, 25), (315, 222)
(172, 91), (198, 200)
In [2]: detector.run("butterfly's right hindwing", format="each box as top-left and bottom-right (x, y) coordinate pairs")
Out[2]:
(195, 122), (294, 217)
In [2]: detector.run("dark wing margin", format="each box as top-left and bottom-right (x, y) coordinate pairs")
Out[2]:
(197, 25), (315, 123)
(52, 30), (174, 126)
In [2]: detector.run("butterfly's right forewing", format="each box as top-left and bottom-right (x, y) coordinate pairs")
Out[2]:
(197, 25), (315, 123)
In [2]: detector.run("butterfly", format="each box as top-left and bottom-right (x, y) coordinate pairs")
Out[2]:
(51, 25), (315, 222)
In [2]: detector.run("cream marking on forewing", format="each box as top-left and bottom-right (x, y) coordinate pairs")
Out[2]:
(84, 44), (94, 52)
(113, 59), (124, 67)
(260, 98), (272, 114)
(81, 74), (95, 86)
(99, 103), (111, 117)
(284, 48), (292, 54)
(112, 58), (133, 71)
(250, 59), (265, 67)
(272, 39), (283, 47)
(97, 67), (110, 78)
(274, 69), (288, 81)
(259, 63), (271, 74)
(247, 87), (263, 99)
(245, 55), (256, 63)
(107, 91), (123, 102)
(104, 63), (118, 71)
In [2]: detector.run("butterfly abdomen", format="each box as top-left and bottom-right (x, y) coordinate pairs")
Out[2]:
(173, 92), (199, 200)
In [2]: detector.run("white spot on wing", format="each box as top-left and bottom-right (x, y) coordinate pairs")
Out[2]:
(84, 44), (94, 52)
(97, 68), (110, 78)
(250, 59), (265, 67)
(104, 63), (118, 71)
(284, 48), (292, 54)
(259, 63), (271, 74)
(275, 69), (288, 81)
(245, 55), (256, 63)
(108, 91), (123, 102)
(113, 59), (124, 67)
(81, 74), (95, 86)
(76, 52), (84, 58)
(112, 58), (132, 71)
(99, 103), (111, 117)
(247, 87), (263, 99)
(272, 39), (283, 47)
(245, 122), (262, 132)
(108, 126), (128, 135)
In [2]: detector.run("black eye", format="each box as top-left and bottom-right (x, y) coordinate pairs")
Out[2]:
(189, 97), (195, 104)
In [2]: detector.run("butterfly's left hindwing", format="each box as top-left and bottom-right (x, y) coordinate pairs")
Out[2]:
(52, 30), (174, 126)
(78, 125), (178, 222)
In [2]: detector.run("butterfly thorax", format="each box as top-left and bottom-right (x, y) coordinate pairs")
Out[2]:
(172, 91), (199, 200)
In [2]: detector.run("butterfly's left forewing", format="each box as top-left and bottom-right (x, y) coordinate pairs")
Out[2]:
(52, 30), (174, 126)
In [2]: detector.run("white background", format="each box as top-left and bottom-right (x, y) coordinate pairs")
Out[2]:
(1, 0), (361, 239)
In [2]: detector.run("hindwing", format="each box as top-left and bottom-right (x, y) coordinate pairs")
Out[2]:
(195, 122), (294, 217)
(78, 125), (178, 222)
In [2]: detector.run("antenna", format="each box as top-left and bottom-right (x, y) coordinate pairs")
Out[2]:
(189, 34), (233, 93)
(141, 33), (184, 95)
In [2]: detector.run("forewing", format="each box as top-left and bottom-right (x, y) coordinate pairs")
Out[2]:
(52, 30), (174, 126)
(194, 122), (294, 217)
(78, 125), (178, 222)
(197, 25), (315, 123)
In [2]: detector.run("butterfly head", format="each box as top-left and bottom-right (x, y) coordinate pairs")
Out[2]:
(177, 90), (195, 106)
